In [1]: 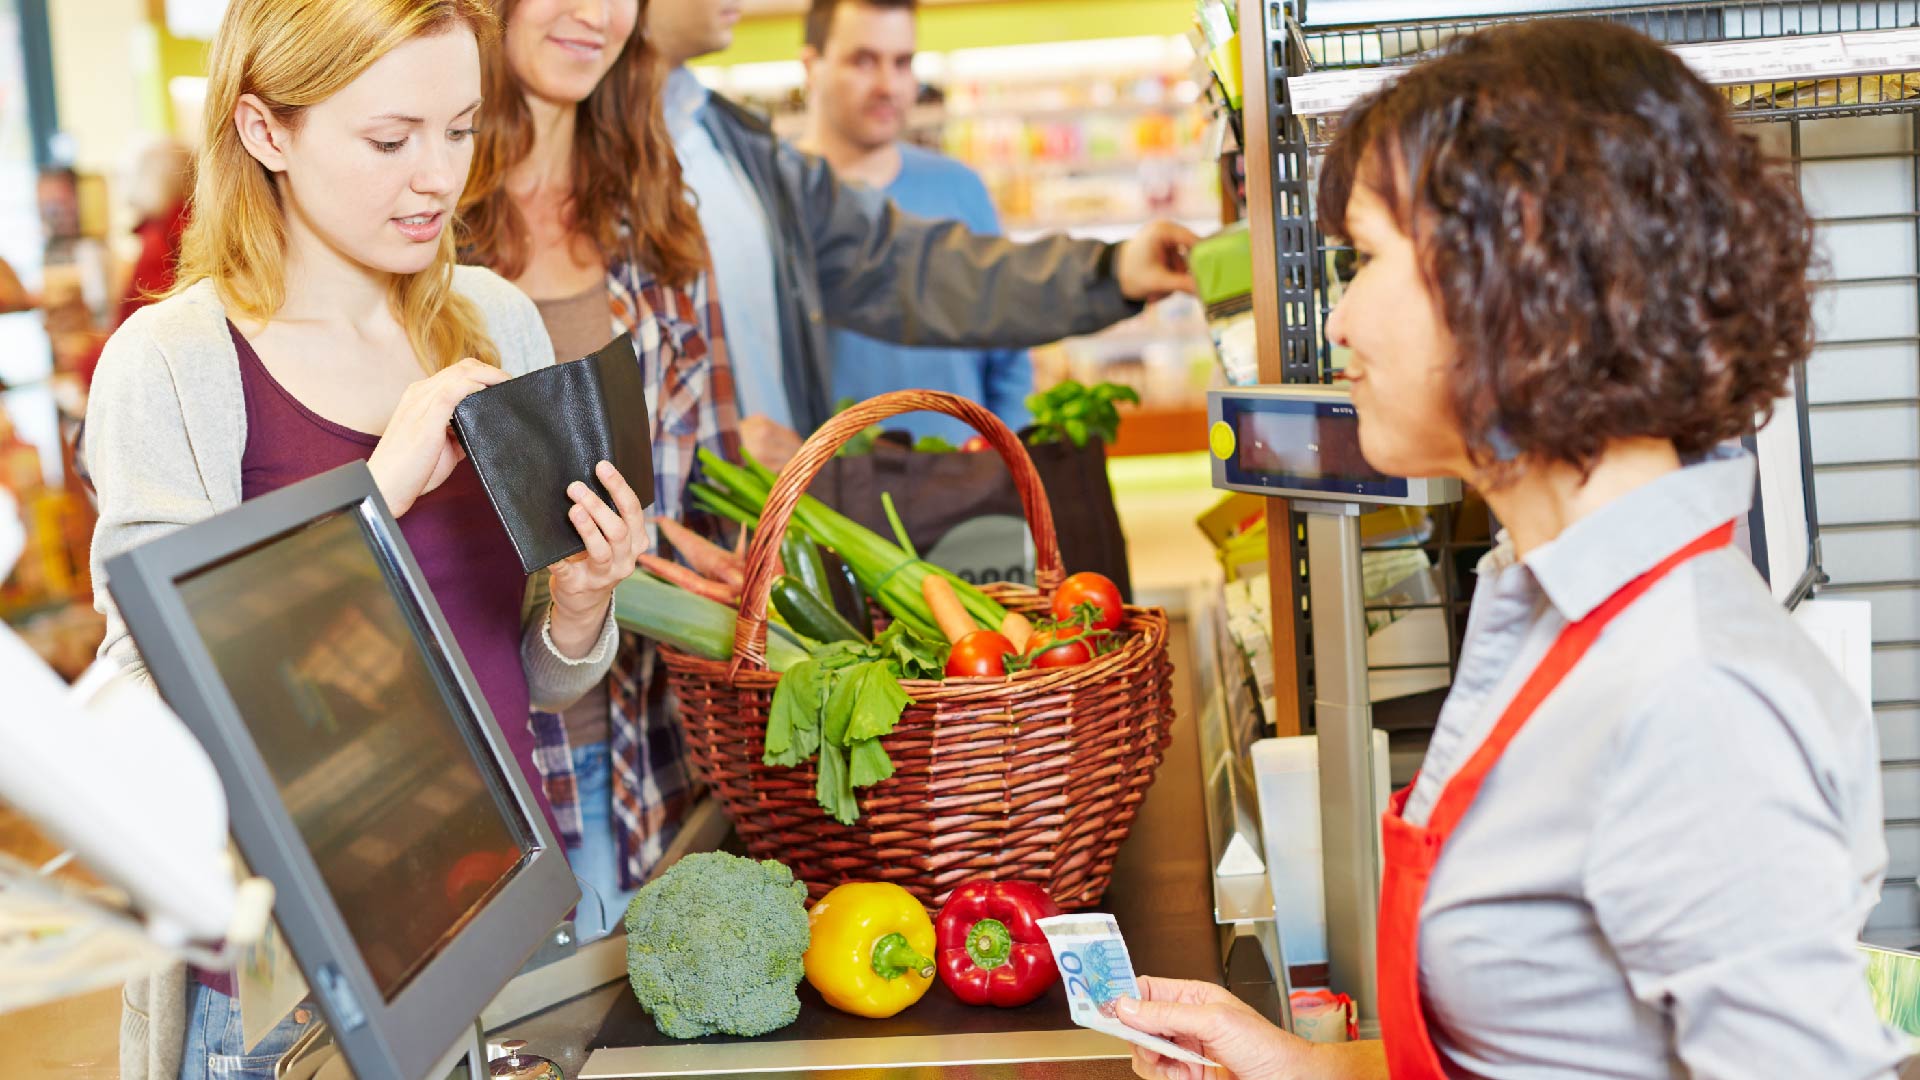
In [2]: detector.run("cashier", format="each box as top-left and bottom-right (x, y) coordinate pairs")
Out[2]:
(1120, 20), (1908, 1080)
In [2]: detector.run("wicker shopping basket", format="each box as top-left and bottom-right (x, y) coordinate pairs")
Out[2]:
(658, 390), (1176, 909)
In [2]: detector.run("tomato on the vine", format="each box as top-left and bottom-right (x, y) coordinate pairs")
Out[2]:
(961, 435), (991, 453)
(1051, 572), (1124, 633)
(947, 630), (1016, 678)
(1026, 628), (1092, 669)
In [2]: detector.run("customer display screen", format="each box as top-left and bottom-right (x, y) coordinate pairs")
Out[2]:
(1223, 397), (1410, 499)
(175, 510), (528, 1002)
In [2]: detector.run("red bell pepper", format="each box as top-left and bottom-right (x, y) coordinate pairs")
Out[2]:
(934, 880), (1063, 1008)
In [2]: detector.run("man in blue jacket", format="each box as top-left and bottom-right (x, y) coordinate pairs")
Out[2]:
(797, 0), (1030, 446)
(649, 0), (1197, 460)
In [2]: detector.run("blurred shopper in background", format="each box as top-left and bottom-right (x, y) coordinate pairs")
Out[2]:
(646, 0), (1196, 465)
(76, 136), (193, 389)
(798, 0), (1030, 445)
(117, 137), (193, 326)
(461, 0), (739, 940)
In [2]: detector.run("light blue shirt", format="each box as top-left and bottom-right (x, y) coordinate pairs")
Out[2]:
(828, 144), (1031, 444)
(665, 68), (792, 429)
(1406, 447), (1904, 1078)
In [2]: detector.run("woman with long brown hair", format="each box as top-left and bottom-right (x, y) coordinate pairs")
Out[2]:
(459, 0), (738, 939)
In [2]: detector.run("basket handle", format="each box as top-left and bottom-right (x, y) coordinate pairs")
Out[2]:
(728, 390), (1066, 676)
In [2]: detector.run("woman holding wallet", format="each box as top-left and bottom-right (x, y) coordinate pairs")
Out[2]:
(1116, 21), (1905, 1080)
(85, 3), (648, 1077)
(460, 0), (739, 938)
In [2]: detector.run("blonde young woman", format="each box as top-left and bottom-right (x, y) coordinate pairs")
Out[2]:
(460, 0), (738, 937)
(85, 2), (650, 1077)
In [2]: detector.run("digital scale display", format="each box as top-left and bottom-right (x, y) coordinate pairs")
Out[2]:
(1208, 387), (1461, 507)
(1229, 398), (1404, 496)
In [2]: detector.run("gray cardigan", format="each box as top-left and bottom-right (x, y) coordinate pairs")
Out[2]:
(90, 266), (615, 1080)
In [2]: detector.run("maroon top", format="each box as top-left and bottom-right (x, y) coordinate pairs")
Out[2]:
(194, 324), (560, 994)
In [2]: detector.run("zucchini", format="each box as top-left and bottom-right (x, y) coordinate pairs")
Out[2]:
(768, 620), (820, 654)
(781, 531), (833, 603)
(771, 575), (868, 644)
(835, 554), (877, 640)
(614, 572), (810, 672)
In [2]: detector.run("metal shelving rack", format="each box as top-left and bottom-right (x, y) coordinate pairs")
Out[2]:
(1244, 0), (1887, 733)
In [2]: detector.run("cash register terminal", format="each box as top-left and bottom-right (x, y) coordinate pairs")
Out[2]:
(107, 462), (578, 1080)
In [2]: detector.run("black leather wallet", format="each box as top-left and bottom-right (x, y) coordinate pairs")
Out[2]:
(453, 333), (655, 574)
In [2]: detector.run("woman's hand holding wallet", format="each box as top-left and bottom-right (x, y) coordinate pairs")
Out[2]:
(545, 459), (649, 658)
(366, 358), (509, 518)
(365, 352), (648, 659)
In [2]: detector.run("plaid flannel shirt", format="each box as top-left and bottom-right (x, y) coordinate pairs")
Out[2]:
(529, 249), (742, 889)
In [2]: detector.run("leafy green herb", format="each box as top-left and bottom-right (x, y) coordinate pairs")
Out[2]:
(1025, 381), (1142, 448)
(816, 741), (856, 825)
(763, 618), (949, 824)
(763, 660), (829, 767)
(912, 435), (958, 454)
(848, 738), (896, 788)
(845, 665), (912, 742)
(873, 621), (947, 680)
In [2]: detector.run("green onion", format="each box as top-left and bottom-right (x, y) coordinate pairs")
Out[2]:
(697, 450), (1009, 640)
(882, 492), (918, 559)
(614, 572), (811, 672)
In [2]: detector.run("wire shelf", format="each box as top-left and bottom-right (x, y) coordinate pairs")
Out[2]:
(1291, 3), (1920, 143)
(1302, 70), (1920, 147)
(1253, 0), (1847, 726)
(1302, 2), (1920, 68)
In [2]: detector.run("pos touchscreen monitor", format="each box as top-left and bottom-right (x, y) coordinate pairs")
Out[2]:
(106, 462), (576, 1080)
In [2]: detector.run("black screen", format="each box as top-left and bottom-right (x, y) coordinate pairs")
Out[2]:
(176, 510), (525, 1001)
(1220, 398), (1410, 499)
(1237, 401), (1390, 482)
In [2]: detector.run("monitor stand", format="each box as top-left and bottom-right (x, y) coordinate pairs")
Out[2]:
(278, 1018), (489, 1080)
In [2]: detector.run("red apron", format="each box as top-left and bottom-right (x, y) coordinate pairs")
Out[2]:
(1375, 521), (1734, 1078)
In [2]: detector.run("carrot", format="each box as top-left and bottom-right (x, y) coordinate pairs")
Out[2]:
(640, 552), (739, 605)
(922, 574), (977, 644)
(1001, 611), (1035, 653)
(657, 518), (744, 588)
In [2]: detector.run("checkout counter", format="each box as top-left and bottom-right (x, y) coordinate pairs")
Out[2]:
(493, 591), (1288, 1079)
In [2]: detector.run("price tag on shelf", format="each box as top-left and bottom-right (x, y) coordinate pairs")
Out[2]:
(1839, 28), (1920, 77)
(1671, 36), (1849, 85)
(1286, 26), (1920, 120)
(1197, 0), (1236, 51)
(1286, 68), (1399, 118)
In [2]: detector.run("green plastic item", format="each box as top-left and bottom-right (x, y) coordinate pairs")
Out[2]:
(1191, 221), (1254, 310)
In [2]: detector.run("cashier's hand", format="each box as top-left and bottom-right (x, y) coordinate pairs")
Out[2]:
(1115, 221), (1200, 303)
(546, 461), (651, 658)
(368, 359), (510, 518)
(1118, 977), (1326, 1080)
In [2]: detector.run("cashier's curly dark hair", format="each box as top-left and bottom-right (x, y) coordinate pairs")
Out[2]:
(1317, 19), (1814, 478)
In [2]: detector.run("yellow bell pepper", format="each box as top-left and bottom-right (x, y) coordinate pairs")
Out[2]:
(804, 883), (937, 1018)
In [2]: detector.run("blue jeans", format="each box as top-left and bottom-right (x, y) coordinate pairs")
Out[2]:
(179, 980), (320, 1080)
(570, 741), (640, 941)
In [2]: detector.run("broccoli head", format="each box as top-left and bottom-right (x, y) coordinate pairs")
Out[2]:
(624, 851), (812, 1039)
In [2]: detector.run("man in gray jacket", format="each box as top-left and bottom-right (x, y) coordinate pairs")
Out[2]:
(648, 0), (1198, 456)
